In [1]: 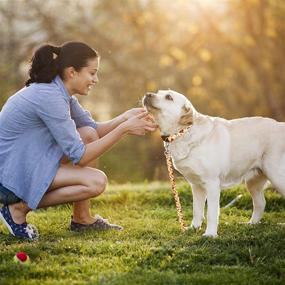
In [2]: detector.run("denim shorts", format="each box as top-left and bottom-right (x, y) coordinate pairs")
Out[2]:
(0, 184), (21, 205)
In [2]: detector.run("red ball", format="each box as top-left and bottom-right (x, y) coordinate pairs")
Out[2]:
(15, 252), (29, 262)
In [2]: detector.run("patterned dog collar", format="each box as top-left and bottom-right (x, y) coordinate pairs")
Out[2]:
(161, 126), (192, 143)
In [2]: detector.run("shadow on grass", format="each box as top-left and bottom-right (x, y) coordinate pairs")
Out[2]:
(98, 223), (285, 285)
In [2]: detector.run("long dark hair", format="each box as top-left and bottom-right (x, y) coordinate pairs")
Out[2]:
(25, 41), (99, 86)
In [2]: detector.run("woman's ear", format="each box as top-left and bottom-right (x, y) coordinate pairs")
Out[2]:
(64, 67), (77, 79)
(179, 105), (193, 125)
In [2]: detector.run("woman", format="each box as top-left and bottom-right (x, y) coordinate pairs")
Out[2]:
(0, 41), (156, 240)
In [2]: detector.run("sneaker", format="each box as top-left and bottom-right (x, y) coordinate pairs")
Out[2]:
(70, 214), (123, 232)
(0, 205), (39, 241)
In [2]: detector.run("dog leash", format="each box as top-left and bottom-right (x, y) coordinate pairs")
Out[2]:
(162, 126), (192, 232)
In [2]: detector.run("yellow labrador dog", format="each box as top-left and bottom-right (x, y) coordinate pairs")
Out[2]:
(143, 90), (285, 237)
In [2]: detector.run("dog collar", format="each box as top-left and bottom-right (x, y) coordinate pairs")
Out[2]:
(161, 126), (192, 143)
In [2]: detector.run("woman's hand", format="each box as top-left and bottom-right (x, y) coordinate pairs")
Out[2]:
(121, 108), (146, 121)
(120, 111), (157, 136)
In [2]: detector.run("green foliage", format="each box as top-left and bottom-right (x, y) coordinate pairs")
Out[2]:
(1, 0), (285, 181)
(0, 181), (284, 285)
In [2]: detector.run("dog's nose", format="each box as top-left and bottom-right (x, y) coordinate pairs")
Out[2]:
(143, 92), (154, 107)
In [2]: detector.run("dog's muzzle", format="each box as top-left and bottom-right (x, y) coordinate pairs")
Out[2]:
(142, 93), (159, 110)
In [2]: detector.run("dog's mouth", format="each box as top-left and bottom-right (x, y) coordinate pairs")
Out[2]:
(142, 94), (160, 111)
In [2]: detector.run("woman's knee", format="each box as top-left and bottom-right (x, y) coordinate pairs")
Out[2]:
(77, 126), (99, 144)
(86, 170), (108, 197)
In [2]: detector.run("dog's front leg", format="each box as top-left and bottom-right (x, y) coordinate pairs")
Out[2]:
(190, 184), (206, 230)
(203, 180), (220, 237)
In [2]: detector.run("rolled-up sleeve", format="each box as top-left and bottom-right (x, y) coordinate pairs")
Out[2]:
(70, 96), (97, 129)
(35, 94), (85, 164)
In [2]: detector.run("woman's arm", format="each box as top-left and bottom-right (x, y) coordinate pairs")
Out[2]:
(78, 123), (126, 166)
(96, 108), (146, 138)
(95, 114), (125, 138)
(78, 112), (156, 166)
(70, 96), (97, 129)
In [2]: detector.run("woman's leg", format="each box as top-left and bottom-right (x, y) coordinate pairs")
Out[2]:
(9, 126), (102, 225)
(71, 127), (100, 224)
(8, 202), (30, 224)
(38, 164), (107, 208)
(8, 164), (107, 223)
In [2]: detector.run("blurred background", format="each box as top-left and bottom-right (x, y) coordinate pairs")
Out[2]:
(0, 0), (285, 182)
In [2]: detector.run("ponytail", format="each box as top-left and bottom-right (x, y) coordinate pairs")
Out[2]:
(25, 45), (61, 86)
(25, 41), (98, 87)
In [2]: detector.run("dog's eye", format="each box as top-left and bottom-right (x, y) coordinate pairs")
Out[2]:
(165, 94), (173, 101)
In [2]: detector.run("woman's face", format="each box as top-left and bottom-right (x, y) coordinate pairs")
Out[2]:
(69, 57), (99, 96)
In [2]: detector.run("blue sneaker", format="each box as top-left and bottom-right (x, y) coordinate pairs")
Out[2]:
(0, 205), (39, 241)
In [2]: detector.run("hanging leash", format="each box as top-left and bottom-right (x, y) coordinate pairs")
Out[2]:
(162, 126), (192, 232)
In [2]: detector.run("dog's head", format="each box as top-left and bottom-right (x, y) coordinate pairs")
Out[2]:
(142, 90), (197, 135)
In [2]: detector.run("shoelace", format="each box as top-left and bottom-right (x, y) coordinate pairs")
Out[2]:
(94, 215), (123, 231)
(25, 224), (38, 239)
(95, 214), (109, 223)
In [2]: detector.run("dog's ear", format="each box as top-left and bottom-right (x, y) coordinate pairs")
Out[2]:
(179, 105), (193, 125)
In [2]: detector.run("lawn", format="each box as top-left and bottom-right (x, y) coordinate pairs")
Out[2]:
(0, 180), (284, 285)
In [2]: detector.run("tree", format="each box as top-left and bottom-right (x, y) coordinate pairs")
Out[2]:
(1, 0), (285, 181)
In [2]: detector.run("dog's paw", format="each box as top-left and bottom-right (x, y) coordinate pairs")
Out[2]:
(190, 219), (203, 229)
(239, 220), (261, 225)
(248, 219), (261, 225)
(186, 224), (201, 233)
(202, 232), (218, 238)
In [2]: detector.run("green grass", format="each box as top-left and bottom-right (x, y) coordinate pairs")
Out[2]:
(0, 180), (285, 285)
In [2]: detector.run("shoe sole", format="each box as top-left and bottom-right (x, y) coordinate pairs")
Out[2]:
(69, 225), (123, 232)
(0, 210), (16, 236)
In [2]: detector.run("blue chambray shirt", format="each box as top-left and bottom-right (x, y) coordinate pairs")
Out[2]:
(0, 76), (97, 209)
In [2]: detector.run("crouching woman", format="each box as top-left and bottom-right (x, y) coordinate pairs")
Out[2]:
(0, 41), (156, 240)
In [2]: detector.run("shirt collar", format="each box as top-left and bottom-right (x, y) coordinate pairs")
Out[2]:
(54, 75), (72, 101)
